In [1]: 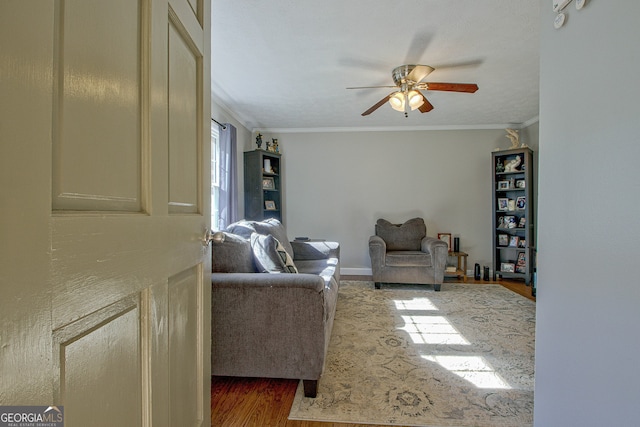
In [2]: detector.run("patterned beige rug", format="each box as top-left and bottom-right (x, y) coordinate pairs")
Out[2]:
(289, 281), (535, 426)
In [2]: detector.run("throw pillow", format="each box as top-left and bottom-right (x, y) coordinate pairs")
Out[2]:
(225, 220), (256, 239)
(375, 217), (426, 251)
(250, 233), (298, 274)
(250, 218), (294, 257)
(212, 232), (256, 273)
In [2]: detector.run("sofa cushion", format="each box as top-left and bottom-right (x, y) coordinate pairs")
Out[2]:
(375, 217), (426, 251)
(212, 232), (256, 273)
(250, 233), (298, 273)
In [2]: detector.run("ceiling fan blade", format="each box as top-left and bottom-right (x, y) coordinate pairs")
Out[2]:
(418, 93), (434, 113)
(347, 85), (397, 90)
(361, 93), (394, 116)
(406, 65), (434, 84)
(424, 82), (479, 93)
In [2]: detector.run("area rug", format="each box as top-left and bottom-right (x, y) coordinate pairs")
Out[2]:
(289, 281), (535, 426)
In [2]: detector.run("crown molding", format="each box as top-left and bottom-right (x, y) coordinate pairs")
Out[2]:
(253, 119), (539, 134)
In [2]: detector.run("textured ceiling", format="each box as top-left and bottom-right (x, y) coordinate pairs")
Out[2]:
(211, 0), (540, 131)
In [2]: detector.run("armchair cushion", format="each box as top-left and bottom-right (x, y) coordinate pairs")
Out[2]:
(375, 217), (426, 251)
(385, 251), (433, 267)
(250, 233), (298, 273)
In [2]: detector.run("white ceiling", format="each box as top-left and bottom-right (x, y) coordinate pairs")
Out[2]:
(211, 0), (540, 131)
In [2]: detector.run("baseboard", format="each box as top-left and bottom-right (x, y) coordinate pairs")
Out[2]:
(340, 267), (372, 276)
(340, 268), (481, 279)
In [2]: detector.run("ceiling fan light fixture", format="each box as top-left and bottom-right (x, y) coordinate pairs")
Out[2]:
(407, 90), (424, 110)
(389, 92), (405, 112)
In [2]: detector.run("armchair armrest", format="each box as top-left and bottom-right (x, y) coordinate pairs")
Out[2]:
(290, 240), (340, 261)
(211, 272), (325, 292)
(368, 235), (387, 271)
(421, 236), (448, 272)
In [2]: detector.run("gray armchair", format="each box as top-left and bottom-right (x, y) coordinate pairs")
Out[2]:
(368, 218), (448, 291)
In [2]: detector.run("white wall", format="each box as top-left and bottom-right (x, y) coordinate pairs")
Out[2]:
(260, 128), (537, 274)
(535, 1), (640, 425)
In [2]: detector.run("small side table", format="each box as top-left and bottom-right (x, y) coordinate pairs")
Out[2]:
(445, 251), (468, 282)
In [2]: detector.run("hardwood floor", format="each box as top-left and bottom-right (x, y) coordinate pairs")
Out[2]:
(211, 277), (535, 426)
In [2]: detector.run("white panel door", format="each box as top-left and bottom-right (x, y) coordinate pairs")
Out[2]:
(0, 1), (211, 426)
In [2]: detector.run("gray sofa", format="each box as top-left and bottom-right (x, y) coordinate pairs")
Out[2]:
(369, 217), (448, 291)
(210, 219), (340, 398)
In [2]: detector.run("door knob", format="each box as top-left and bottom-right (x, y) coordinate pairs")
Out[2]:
(202, 229), (214, 246)
(202, 229), (224, 246)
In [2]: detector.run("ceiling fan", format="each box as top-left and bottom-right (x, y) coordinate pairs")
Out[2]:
(347, 64), (478, 117)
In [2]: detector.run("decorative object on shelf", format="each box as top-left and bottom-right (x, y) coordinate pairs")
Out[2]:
(496, 159), (504, 173)
(505, 128), (520, 149)
(518, 217), (526, 228)
(437, 233), (452, 251)
(507, 199), (516, 211)
(453, 237), (460, 253)
(270, 138), (279, 153)
(518, 239), (527, 248)
(262, 177), (275, 190)
(263, 158), (272, 174)
(265, 200), (276, 210)
(503, 155), (522, 172)
(255, 133), (263, 149)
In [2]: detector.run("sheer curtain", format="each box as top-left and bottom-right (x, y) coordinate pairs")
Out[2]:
(215, 123), (238, 230)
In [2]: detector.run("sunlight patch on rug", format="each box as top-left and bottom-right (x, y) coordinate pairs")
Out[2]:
(288, 281), (535, 427)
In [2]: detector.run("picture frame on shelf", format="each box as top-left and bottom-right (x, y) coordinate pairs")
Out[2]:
(516, 179), (526, 188)
(498, 198), (509, 211)
(497, 181), (510, 190)
(437, 233), (452, 251)
(498, 234), (509, 246)
(518, 217), (526, 228)
(518, 239), (527, 248)
(501, 262), (515, 273)
(516, 252), (527, 273)
(516, 196), (526, 210)
(509, 236), (520, 247)
(264, 200), (276, 210)
(504, 215), (517, 228)
(262, 177), (275, 190)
